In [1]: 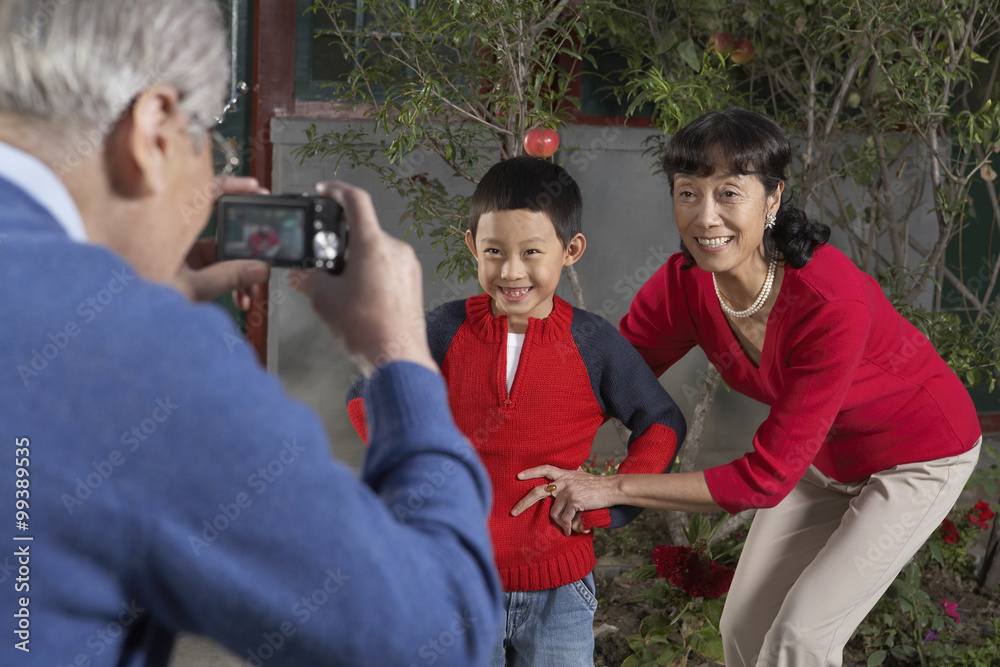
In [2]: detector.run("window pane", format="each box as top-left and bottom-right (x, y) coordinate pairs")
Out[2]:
(581, 40), (652, 118)
(310, 38), (355, 84)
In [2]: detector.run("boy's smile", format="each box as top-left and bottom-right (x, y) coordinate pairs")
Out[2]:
(466, 209), (585, 334)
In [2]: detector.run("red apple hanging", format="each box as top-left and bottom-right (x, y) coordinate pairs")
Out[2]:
(708, 31), (735, 57)
(523, 127), (560, 158)
(731, 39), (755, 64)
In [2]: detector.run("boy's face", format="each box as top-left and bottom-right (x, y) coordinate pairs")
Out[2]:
(465, 209), (585, 334)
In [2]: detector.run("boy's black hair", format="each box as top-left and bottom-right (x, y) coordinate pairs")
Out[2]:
(468, 156), (582, 246)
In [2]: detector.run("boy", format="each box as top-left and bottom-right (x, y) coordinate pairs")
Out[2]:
(347, 156), (686, 666)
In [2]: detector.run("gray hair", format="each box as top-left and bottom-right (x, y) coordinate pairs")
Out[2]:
(0, 0), (229, 149)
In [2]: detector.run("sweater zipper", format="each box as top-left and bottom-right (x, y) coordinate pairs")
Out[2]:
(502, 319), (530, 408)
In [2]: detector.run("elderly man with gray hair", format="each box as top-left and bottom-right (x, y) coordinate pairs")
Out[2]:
(0, 0), (500, 665)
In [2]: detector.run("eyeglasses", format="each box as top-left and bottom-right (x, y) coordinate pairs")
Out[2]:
(212, 131), (241, 177)
(216, 81), (248, 125)
(210, 81), (248, 177)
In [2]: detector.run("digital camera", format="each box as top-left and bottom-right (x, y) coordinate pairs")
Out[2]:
(216, 194), (346, 272)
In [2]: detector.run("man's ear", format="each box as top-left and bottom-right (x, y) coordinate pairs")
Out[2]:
(106, 84), (182, 198)
(563, 233), (586, 266)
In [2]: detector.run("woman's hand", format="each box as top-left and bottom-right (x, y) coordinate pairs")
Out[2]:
(174, 176), (270, 305)
(512, 465), (620, 536)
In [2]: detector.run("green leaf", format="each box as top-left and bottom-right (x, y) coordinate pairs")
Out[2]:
(640, 613), (672, 636)
(687, 513), (712, 542)
(868, 649), (887, 666)
(657, 646), (684, 665)
(970, 50), (990, 64)
(657, 30), (679, 55)
(678, 39), (702, 73)
(629, 563), (659, 579)
(691, 631), (725, 661)
(621, 654), (641, 667)
(882, 135), (905, 158)
(625, 633), (647, 654)
(699, 598), (725, 628)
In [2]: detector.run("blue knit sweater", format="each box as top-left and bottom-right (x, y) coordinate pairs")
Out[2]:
(0, 176), (500, 666)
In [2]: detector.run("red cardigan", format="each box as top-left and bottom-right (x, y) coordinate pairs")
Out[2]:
(620, 245), (981, 514)
(348, 294), (685, 591)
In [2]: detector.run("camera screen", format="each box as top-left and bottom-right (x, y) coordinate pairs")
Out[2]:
(219, 204), (307, 262)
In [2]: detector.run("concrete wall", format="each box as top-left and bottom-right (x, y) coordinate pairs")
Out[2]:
(265, 119), (941, 473)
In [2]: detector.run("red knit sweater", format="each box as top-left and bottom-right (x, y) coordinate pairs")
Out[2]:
(620, 245), (981, 514)
(348, 294), (685, 591)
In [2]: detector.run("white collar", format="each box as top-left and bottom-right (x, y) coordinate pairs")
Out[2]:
(0, 140), (88, 243)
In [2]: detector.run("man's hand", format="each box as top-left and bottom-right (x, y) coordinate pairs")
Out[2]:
(293, 181), (437, 376)
(174, 177), (270, 306)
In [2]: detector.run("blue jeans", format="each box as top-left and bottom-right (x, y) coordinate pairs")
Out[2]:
(491, 573), (597, 667)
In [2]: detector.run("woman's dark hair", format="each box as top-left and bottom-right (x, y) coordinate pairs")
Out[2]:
(468, 156), (582, 247)
(662, 107), (830, 269)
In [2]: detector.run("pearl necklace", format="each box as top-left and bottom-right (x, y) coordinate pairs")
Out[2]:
(713, 258), (777, 319)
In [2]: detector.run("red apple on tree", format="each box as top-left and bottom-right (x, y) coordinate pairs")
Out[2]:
(731, 39), (755, 64)
(708, 31), (735, 57)
(523, 127), (560, 158)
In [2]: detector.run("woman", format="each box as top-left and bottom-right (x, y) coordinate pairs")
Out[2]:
(512, 107), (982, 666)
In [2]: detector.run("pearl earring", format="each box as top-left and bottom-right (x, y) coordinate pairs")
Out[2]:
(765, 211), (776, 229)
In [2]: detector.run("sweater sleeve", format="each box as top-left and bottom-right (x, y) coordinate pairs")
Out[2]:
(344, 299), (467, 445)
(619, 256), (698, 376)
(141, 358), (501, 665)
(346, 375), (369, 443)
(112, 295), (502, 665)
(571, 312), (687, 530)
(704, 299), (871, 513)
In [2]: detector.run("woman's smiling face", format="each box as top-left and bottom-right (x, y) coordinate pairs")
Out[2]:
(672, 169), (780, 277)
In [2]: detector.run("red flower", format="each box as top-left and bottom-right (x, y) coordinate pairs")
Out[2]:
(653, 542), (734, 599)
(970, 500), (995, 530)
(940, 519), (960, 545)
(942, 599), (961, 624)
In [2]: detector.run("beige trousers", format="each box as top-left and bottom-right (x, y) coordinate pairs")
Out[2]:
(719, 438), (982, 667)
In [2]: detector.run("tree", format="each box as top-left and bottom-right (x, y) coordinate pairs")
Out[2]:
(296, 0), (594, 282)
(592, 0), (1000, 590)
(585, 0), (1000, 550)
(600, 0), (1000, 383)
